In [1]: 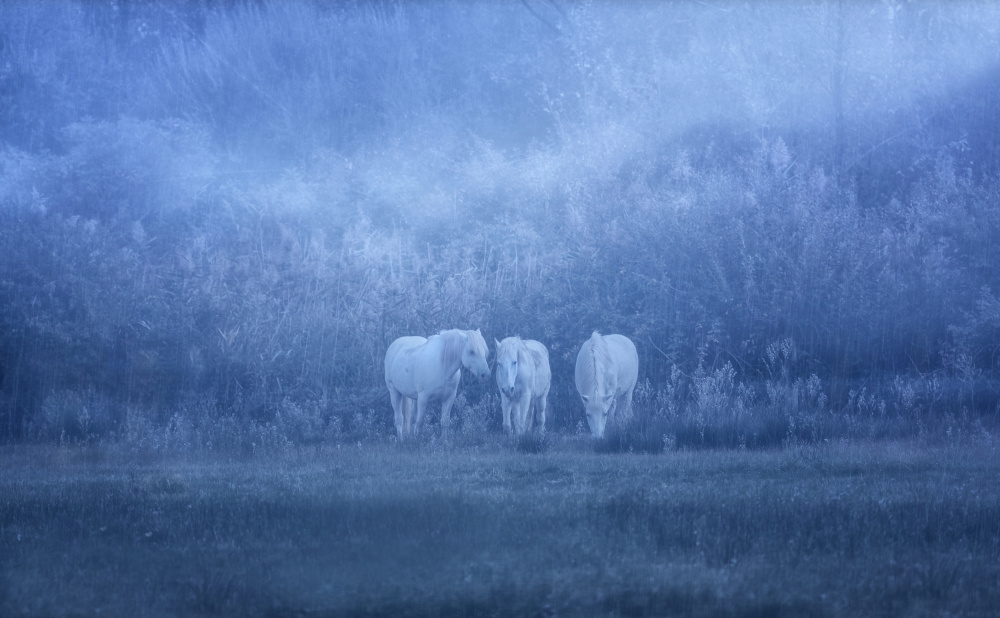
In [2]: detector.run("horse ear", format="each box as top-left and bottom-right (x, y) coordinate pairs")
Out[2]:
(495, 338), (501, 349)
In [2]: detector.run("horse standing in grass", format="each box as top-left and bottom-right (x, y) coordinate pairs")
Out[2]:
(575, 331), (638, 438)
(384, 329), (490, 440)
(494, 337), (551, 435)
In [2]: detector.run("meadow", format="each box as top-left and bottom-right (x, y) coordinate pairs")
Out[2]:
(3, 438), (999, 617)
(4, 5), (1000, 614)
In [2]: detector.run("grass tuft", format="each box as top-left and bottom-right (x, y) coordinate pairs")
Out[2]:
(513, 431), (549, 454)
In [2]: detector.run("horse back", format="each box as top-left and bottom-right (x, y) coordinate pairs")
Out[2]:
(604, 334), (639, 387)
(574, 337), (595, 394)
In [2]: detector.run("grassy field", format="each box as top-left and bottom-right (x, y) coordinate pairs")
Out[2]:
(2, 438), (999, 617)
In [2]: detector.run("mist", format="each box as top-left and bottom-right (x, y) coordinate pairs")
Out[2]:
(2, 0), (1000, 440)
(5, 3), (1000, 616)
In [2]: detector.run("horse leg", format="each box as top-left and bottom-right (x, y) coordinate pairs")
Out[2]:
(607, 396), (619, 430)
(414, 393), (429, 436)
(389, 387), (406, 440)
(534, 391), (548, 433)
(439, 387), (458, 436)
(500, 394), (513, 434)
(437, 371), (462, 438)
(609, 389), (633, 432)
(401, 397), (414, 437)
(515, 390), (532, 435)
(620, 387), (635, 424)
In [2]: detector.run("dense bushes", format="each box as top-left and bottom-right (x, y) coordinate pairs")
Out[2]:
(2, 1), (1000, 445)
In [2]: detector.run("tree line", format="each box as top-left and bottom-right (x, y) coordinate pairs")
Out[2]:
(1, 1), (999, 444)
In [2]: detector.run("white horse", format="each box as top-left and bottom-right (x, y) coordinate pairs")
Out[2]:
(575, 331), (638, 438)
(494, 337), (551, 435)
(384, 328), (490, 440)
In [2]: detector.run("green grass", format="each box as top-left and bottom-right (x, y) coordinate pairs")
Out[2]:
(2, 439), (999, 617)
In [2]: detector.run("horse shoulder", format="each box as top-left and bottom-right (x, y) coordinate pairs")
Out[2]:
(525, 341), (550, 377)
(532, 363), (551, 395)
(574, 339), (592, 391)
(575, 338), (592, 369)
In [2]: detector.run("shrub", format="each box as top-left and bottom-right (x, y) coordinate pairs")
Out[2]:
(30, 388), (120, 443)
(593, 414), (671, 454)
(453, 393), (497, 447)
(273, 398), (337, 445)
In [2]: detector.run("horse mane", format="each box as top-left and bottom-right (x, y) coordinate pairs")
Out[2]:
(497, 336), (521, 363)
(439, 329), (488, 369)
(467, 329), (489, 362)
(438, 330), (466, 369)
(579, 331), (611, 393)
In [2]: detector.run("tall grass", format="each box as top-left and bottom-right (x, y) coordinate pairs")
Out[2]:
(594, 366), (996, 454)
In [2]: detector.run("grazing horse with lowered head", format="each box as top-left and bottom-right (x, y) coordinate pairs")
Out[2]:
(494, 336), (551, 435)
(575, 331), (638, 438)
(384, 329), (490, 440)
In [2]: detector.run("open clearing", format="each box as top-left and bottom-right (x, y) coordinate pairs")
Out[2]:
(2, 440), (999, 617)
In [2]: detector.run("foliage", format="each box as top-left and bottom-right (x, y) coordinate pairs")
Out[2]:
(2, 1), (1000, 443)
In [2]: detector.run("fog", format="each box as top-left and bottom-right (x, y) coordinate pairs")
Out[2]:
(2, 0), (1000, 442)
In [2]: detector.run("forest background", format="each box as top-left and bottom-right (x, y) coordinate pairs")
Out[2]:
(3, 0), (1000, 449)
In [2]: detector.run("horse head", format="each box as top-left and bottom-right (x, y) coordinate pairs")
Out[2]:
(576, 331), (620, 438)
(462, 329), (490, 380)
(495, 337), (521, 399)
(581, 380), (616, 438)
